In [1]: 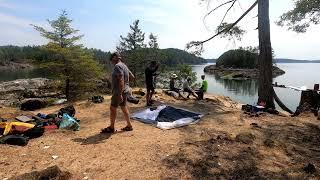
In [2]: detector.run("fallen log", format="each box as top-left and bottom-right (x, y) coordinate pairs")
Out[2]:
(272, 88), (294, 114)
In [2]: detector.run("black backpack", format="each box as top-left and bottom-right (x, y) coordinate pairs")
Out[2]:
(0, 135), (29, 146)
(58, 105), (76, 117)
(23, 126), (45, 139)
(92, 95), (104, 103)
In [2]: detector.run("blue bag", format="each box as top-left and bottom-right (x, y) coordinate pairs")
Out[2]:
(59, 113), (80, 131)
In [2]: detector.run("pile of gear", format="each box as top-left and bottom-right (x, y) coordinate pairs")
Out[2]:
(0, 105), (80, 146)
(241, 103), (280, 117)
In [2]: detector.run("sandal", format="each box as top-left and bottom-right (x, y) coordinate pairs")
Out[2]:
(121, 126), (133, 131)
(100, 127), (115, 133)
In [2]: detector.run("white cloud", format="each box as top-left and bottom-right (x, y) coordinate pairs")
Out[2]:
(0, 0), (17, 9)
(0, 26), (47, 46)
(0, 0), (39, 12)
(0, 12), (36, 28)
(0, 12), (47, 46)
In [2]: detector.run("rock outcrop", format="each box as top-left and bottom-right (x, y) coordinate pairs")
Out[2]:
(0, 62), (33, 71)
(0, 78), (63, 107)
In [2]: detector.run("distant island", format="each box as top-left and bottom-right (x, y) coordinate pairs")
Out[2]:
(204, 49), (285, 80)
(203, 58), (320, 64)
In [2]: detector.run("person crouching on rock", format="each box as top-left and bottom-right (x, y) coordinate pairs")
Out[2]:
(183, 77), (198, 99)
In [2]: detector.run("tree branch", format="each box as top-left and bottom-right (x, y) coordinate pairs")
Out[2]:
(193, 0), (258, 45)
(204, 0), (236, 20)
(218, 0), (237, 28)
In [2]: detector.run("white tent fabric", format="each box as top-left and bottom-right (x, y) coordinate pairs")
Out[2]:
(132, 105), (203, 130)
(287, 85), (308, 91)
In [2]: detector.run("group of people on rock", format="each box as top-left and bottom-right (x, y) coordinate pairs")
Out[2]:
(170, 74), (208, 100)
(101, 52), (209, 133)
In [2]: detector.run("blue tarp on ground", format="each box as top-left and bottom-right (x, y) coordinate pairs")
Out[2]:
(132, 105), (203, 130)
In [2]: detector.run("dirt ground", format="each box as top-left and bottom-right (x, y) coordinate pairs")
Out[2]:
(0, 91), (320, 179)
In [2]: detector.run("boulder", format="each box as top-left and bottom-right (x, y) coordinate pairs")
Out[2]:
(0, 78), (63, 107)
(20, 99), (47, 111)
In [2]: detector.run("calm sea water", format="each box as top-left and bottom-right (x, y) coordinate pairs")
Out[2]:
(0, 69), (43, 82)
(192, 63), (320, 111)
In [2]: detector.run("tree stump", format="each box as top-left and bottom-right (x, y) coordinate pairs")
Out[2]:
(294, 84), (320, 116)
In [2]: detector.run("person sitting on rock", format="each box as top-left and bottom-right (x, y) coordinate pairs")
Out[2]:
(169, 74), (180, 93)
(196, 75), (208, 100)
(183, 77), (198, 99)
(168, 74), (185, 99)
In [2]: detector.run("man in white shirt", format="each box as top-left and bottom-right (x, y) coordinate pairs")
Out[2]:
(183, 77), (198, 99)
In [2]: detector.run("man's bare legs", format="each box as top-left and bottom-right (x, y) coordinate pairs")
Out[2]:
(149, 89), (155, 103)
(146, 90), (150, 105)
(146, 89), (155, 106)
(109, 105), (117, 129)
(121, 105), (132, 128)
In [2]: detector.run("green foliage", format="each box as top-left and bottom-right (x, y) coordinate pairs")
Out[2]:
(216, 23), (246, 41)
(0, 46), (49, 65)
(239, 46), (259, 54)
(277, 0), (320, 33)
(32, 10), (103, 100)
(117, 20), (146, 52)
(161, 48), (207, 67)
(32, 10), (83, 47)
(116, 19), (207, 87)
(216, 49), (258, 69)
(174, 64), (198, 86)
(239, 46), (276, 60)
(85, 48), (112, 71)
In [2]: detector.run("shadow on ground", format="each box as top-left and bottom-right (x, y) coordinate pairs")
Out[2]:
(72, 133), (112, 145)
(161, 115), (320, 179)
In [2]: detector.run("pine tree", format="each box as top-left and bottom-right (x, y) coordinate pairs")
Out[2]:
(116, 20), (146, 52)
(116, 20), (147, 86)
(32, 10), (103, 100)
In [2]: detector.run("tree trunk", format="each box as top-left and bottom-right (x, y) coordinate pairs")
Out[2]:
(273, 88), (294, 114)
(63, 55), (70, 101)
(66, 78), (70, 101)
(258, 0), (275, 109)
(294, 90), (320, 116)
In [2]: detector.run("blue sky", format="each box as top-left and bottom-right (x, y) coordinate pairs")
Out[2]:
(0, 0), (319, 60)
